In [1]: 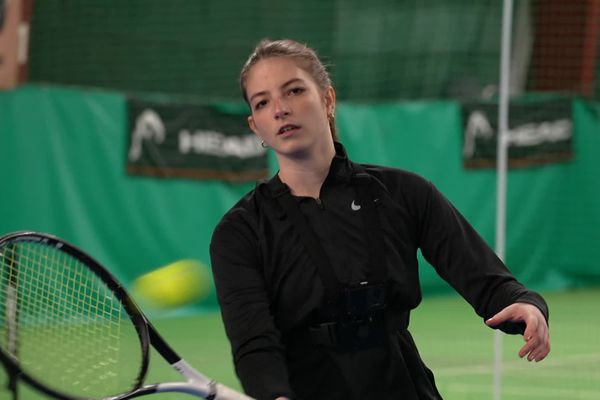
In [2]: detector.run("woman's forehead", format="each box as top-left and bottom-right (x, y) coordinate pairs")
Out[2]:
(246, 57), (313, 93)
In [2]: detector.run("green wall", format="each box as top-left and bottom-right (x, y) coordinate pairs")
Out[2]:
(1, 85), (599, 312)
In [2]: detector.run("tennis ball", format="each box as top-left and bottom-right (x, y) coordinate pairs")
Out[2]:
(132, 259), (212, 309)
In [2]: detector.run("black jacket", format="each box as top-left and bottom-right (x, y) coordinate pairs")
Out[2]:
(210, 143), (548, 400)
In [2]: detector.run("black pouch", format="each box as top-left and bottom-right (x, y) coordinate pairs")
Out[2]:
(336, 282), (387, 351)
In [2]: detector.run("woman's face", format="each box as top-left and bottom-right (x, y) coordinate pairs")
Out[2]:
(245, 57), (335, 158)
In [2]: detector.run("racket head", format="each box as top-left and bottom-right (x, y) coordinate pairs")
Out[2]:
(0, 231), (151, 400)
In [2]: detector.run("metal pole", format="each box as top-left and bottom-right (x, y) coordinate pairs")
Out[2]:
(494, 0), (514, 399)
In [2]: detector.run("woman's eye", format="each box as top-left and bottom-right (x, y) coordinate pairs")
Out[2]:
(289, 87), (305, 96)
(254, 100), (267, 110)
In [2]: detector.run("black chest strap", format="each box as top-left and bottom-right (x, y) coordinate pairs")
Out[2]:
(275, 188), (341, 316)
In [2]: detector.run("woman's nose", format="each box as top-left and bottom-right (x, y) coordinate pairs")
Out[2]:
(274, 99), (291, 119)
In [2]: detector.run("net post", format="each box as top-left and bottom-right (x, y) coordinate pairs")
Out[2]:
(494, 0), (514, 399)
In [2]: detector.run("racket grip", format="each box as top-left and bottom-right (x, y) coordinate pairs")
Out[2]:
(213, 383), (255, 400)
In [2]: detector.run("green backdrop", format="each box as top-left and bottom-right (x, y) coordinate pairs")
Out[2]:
(1, 85), (599, 311)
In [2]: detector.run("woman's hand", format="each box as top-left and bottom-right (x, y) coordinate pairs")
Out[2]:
(485, 302), (550, 362)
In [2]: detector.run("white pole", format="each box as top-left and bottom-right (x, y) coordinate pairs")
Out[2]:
(494, 1), (514, 400)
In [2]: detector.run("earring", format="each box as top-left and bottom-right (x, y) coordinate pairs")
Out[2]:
(261, 140), (268, 148)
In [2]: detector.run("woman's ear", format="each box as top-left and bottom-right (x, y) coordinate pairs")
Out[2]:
(248, 115), (259, 136)
(325, 86), (336, 116)
(248, 115), (267, 146)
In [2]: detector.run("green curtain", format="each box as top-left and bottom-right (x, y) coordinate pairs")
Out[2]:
(1, 86), (599, 313)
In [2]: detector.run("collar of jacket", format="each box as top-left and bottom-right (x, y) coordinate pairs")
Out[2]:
(262, 141), (355, 199)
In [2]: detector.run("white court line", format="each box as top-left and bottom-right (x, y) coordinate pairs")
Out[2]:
(445, 383), (600, 400)
(435, 352), (600, 377)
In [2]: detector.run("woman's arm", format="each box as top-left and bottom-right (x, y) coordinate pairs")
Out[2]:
(412, 178), (550, 355)
(210, 212), (295, 399)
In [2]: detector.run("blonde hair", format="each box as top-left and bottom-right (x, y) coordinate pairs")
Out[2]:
(240, 39), (338, 141)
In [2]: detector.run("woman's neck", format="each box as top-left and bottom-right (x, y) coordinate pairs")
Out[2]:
(277, 142), (336, 198)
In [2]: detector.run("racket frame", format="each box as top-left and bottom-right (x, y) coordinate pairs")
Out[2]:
(0, 231), (247, 400)
(0, 231), (152, 400)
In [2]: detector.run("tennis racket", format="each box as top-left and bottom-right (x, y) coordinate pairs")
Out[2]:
(0, 231), (253, 400)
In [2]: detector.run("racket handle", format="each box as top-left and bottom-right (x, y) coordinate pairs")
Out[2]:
(213, 383), (255, 400)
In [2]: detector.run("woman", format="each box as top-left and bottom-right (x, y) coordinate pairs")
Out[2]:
(210, 39), (550, 400)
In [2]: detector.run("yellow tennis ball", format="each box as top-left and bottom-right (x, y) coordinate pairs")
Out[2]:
(132, 259), (211, 309)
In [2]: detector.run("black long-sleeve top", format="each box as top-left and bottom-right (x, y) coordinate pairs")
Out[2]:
(210, 143), (548, 400)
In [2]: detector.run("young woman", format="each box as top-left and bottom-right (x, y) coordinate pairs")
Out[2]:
(210, 39), (550, 400)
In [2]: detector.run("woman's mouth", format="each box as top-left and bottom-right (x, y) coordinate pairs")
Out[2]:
(278, 124), (300, 135)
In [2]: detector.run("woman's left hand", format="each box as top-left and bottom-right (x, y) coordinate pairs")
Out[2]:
(485, 302), (550, 362)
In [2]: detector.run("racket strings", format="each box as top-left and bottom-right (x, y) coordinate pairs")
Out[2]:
(0, 241), (144, 398)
